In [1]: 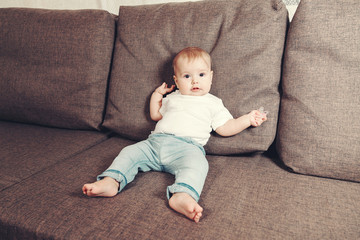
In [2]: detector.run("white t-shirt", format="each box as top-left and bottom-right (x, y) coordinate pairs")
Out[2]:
(153, 90), (233, 146)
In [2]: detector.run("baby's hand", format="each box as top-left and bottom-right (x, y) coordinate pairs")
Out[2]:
(155, 82), (175, 96)
(249, 110), (267, 127)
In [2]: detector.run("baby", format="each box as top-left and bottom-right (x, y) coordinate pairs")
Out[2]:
(83, 47), (267, 223)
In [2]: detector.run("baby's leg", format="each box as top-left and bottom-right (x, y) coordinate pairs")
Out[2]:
(82, 177), (119, 197)
(83, 139), (161, 197)
(169, 192), (203, 223)
(165, 141), (209, 222)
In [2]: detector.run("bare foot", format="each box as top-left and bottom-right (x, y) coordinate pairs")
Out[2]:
(82, 177), (119, 197)
(169, 192), (203, 223)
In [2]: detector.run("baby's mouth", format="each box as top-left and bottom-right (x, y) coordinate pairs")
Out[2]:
(191, 87), (201, 91)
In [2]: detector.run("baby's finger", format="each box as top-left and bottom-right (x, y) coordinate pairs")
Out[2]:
(168, 84), (175, 91)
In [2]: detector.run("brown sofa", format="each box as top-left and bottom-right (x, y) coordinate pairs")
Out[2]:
(0, 0), (359, 239)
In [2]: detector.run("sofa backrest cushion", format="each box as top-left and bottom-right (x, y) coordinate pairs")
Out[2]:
(103, 0), (288, 155)
(0, 8), (115, 130)
(277, 0), (360, 182)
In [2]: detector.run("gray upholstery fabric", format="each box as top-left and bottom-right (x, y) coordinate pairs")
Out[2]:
(0, 137), (359, 239)
(0, 3), (358, 240)
(0, 8), (115, 130)
(276, 0), (360, 182)
(103, 0), (288, 155)
(0, 121), (109, 191)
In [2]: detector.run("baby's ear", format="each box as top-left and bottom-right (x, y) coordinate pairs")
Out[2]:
(173, 75), (178, 85)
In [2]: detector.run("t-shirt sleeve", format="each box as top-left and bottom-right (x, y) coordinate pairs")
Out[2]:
(159, 92), (174, 116)
(211, 99), (233, 131)
(159, 97), (168, 116)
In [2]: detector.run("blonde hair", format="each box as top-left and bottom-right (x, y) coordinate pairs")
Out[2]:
(173, 47), (211, 73)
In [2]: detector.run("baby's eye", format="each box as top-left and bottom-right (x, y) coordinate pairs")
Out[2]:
(199, 73), (205, 77)
(184, 74), (190, 79)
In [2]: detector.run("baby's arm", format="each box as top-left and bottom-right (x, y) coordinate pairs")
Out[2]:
(150, 82), (175, 121)
(215, 110), (267, 137)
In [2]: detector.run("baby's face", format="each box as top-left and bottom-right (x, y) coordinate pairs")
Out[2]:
(173, 57), (213, 96)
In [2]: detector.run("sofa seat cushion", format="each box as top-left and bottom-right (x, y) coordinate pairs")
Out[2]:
(277, 0), (360, 182)
(0, 137), (359, 239)
(0, 8), (115, 130)
(0, 121), (109, 191)
(103, 0), (288, 155)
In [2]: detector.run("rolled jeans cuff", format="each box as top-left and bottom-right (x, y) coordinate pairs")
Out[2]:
(97, 169), (127, 193)
(167, 182), (200, 202)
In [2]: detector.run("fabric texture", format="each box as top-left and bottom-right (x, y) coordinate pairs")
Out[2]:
(0, 121), (109, 191)
(0, 8), (115, 130)
(276, 0), (360, 182)
(0, 137), (359, 239)
(103, 0), (288, 155)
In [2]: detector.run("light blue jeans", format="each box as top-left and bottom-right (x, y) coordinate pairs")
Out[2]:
(97, 133), (209, 202)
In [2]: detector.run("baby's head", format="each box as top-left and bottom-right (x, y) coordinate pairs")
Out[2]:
(172, 47), (213, 96)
